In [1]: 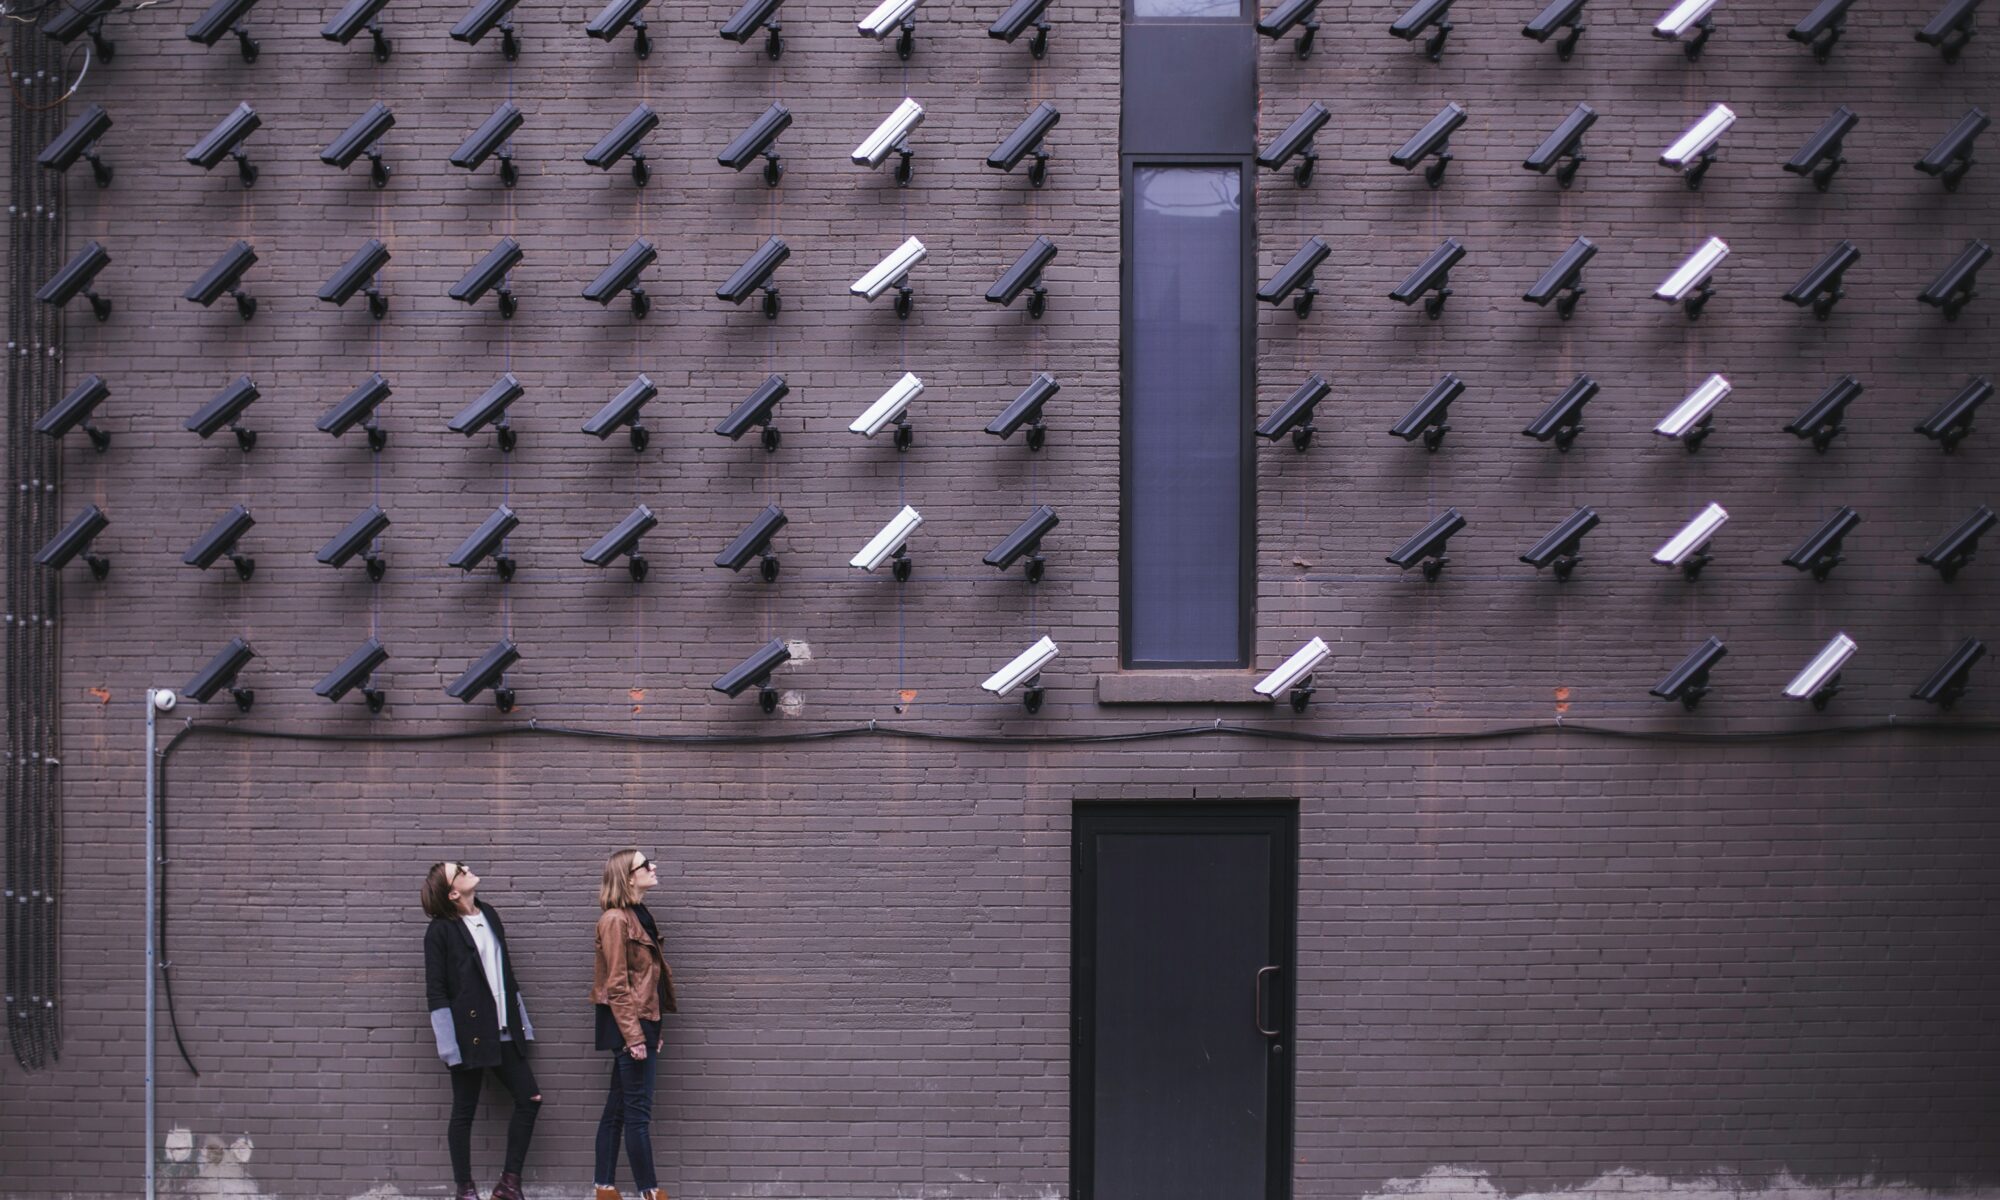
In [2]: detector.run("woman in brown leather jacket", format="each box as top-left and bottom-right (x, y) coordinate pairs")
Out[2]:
(592, 848), (677, 1200)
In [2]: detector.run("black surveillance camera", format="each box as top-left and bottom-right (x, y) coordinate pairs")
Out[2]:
(1915, 107), (1988, 192)
(583, 238), (657, 318)
(185, 102), (261, 187)
(1390, 237), (1465, 319)
(451, 237), (523, 317)
(984, 505), (1059, 582)
(315, 638), (389, 712)
(587, 0), (652, 57)
(186, 637), (258, 711)
(1392, 102), (1466, 189)
(1256, 373), (1329, 451)
(1918, 505), (1996, 581)
(1915, 0), (1980, 62)
(585, 105), (659, 186)
(583, 505), (658, 581)
(987, 372), (1060, 449)
(185, 240), (258, 320)
(1255, 0), (1320, 58)
(1521, 508), (1600, 581)
(318, 504), (391, 579)
(1257, 235), (1330, 317)
(716, 504), (787, 581)
(446, 640), (520, 712)
(448, 374), (524, 451)
(1916, 375), (1990, 452)
(1523, 103), (1595, 189)
(186, 0), (260, 61)
(319, 372), (392, 450)
(453, 102), (524, 187)
(1785, 375), (1862, 454)
(1387, 509), (1466, 581)
(717, 237), (790, 319)
(319, 238), (391, 318)
(1783, 506), (1860, 581)
(1523, 0), (1586, 59)
(584, 374), (658, 451)
(1391, 373), (1462, 452)
(1918, 239), (1990, 321)
(1258, 102), (1330, 188)
(36, 504), (111, 579)
(1784, 106), (1858, 192)
(1389, 0), (1453, 61)
(322, 0), (392, 59)
(323, 103), (395, 188)
(36, 241), (112, 320)
(451, 0), (520, 57)
(1912, 637), (1986, 708)
(1789, 0), (1857, 61)
(39, 103), (113, 187)
(1523, 236), (1596, 320)
(43, 0), (119, 58)
(185, 376), (260, 450)
(184, 504), (257, 579)
(988, 0), (1051, 56)
(988, 102), (1059, 186)
(1651, 637), (1725, 710)
(712, 637), (790, 712)
(38, 374), (113, 451)
(1782, 240), (1859, 320)
(987, 236), (1057, 318)
(450, 506), (521, 578)
(720, 0), (784, 57)
(717, 375), (788, 450)
(1523, 374), (1597, 452)
(719, 103), (792, 186)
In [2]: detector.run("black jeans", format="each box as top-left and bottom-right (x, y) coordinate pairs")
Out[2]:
(593, 1024), (660, 1192)
(447, 1038), (541, 1186)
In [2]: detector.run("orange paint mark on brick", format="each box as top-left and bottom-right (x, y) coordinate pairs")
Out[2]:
(1554, 685), (1570, 714)
(87, 687), (111, 705)
(899, 689), (918, 704)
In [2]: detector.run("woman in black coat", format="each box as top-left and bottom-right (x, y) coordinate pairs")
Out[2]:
(422, 861), (541, 1200)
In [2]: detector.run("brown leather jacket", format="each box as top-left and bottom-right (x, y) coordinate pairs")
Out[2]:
(592, 907), (678, 1049)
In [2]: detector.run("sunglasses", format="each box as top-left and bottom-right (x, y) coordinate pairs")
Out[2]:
(450, 863), (472, 883)
(629, 854), (655, 875)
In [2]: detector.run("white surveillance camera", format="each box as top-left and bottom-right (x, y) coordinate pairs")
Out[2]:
(852, 98), (925, 168)
(859, 0), (918, 38)
(1254, 637), (1330, 703)
(852, 504), (923, 572)
(851, 372), (923, 438)
(852, 236), (927, 301)
(982, 635), (1058, 698)
(1654, 0), (1718, 38)
(1655, 236), (1729, 317)
(1654, 373), (1731, 446)
(152, 688), (178, 712)
(1654, 502), (1728, 570)
(1783, 633), (1856, 706)
(1660, 103), (1734, 169)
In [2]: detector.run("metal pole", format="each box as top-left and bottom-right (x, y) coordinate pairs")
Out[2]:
(144, 689), (159, 1200)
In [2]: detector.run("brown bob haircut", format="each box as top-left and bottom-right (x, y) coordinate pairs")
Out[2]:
(599, 848), (646, 911)
(420, 862), (460, 920)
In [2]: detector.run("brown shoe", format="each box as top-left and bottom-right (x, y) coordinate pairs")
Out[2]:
(490, 1172), (523, 1200)
(595, 1188), (625, 1200)
(454, 1185), (481, 1200)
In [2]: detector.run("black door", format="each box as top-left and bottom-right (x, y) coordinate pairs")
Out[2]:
(1073, 803), (1296, 1200)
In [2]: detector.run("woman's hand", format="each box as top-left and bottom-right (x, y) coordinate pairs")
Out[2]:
(627, 1041), (648, 1060)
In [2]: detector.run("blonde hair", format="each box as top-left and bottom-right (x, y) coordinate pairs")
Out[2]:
(599, 848), (645, 910)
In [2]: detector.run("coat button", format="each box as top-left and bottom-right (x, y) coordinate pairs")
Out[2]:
(472, 1037), (480, 1045)
(470, 1010), (477, 1017)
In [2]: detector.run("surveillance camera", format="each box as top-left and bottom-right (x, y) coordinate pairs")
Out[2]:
(716, 503), (788, 581)
(719, 103), (792, 187)
(319, 238), (391, 318)
(1259, 102), (1331, 187)
(1256, 0), (1321, 57)
(446, 639), (520, 711)
(185, 240), (259, 320)
(1257, 373), (1330, 451)
(1522, 374), (1597, 452)
(322, 0), (392, 59)
(36, 241), (112, 320)
(315, 638), (389, 711)
(185, 376), (261, 450)
(39, 102), (113, 187)
(1918, 504), (1996, 581)
(1790, 0), (1857, 60)
(1254, 637), (1331, 710)
(1387, 509), (1465, 580)
(585, 105), (659, 186)
(988, 372), (1060, 449)
(453, 102), (524, 186)
(1916, 0), (1979, 62)
(981, 635), (1058, 709)
(1916, 375), (1990, 452)
(1918, 239), (1990, 321)
(37, 374), (113, 451)
(1390, 0), (1454, 61)
(319, 372), (392, 449)
(1782, 240), (1858, 320)
(1390, 237), (1465, 319)
(583, 238), (658, 318)
(1660, 104), (1734, 190)
(583, 505), (659, 581)
(852, 504), (923, 577)
(1913, 636), (1986, 708)
(1523, 0), (1587, 58)
(318, 504), (391, 579)
(717, 375), (788, 450)
(1916, 107), (1988, 192)
(713, 637), (791, 711)
(1391, 373), (1463, 452)
(186, 637), (258, 710)
(1521, 507), (1601, 581)
(448, 373), (524, 448)
(852, 236), (926, 318)
(1653, 502), (1728, 578)
(1655, 374), (1731, 451)
(184, 505), (256, 579)
(1523, 103), (1596, 188)
(858, 0), (918, 58)
(1257, 235), (1330, 317)
(450, 505), (521, 577)
(989, 102), (1060, 186)
(851, 372), (923, 447)
(988, 0), (1052, 56)
(1653, 0), (1719, 59)
(853, 98), (924, 184)
(1654, 236), (1728, 318)
(1523, 236), (1596, 319)
(186, 103), (261, 187)
(984, 505), (1059, 582)
(1785, 106), (1858, 191)
(451, 0), (520, 57)
(1783, 633), (1857, 709)
(586, 0), (652, 57)
(450, 237), (523, 317)
(322, 103), (396, 188)
(720, 0), (785, 57)
(1782, 506), (1860, 581)
(186, 0), (260, 60)
(717, 236), (790, 319)
(987, 236), (1057, 318)
(584, 374), (657, 451)
(1651, 636), (1726, 709)
(1785, 374), (1862, 453)
(1391, 102), (1467, 189)
(35, 504), (111, 579)
(42, 0), (120, 53)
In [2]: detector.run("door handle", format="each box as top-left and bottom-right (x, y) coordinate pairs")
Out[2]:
(1254, 965), (1281, 1037)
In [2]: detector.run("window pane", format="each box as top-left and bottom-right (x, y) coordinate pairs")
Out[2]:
(1127, 165), (1246, 666)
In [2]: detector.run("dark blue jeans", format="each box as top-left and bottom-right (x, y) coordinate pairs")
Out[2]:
(593, 1034), (659, 1192)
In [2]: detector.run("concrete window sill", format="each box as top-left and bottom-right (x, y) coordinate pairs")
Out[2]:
(1095, 670), (1271, 705)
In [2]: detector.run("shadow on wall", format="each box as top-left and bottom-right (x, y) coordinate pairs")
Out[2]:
(1366, 1168), (2000, 1200)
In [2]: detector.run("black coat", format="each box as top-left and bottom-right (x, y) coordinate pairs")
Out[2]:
(424, 899), (534, 1071)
